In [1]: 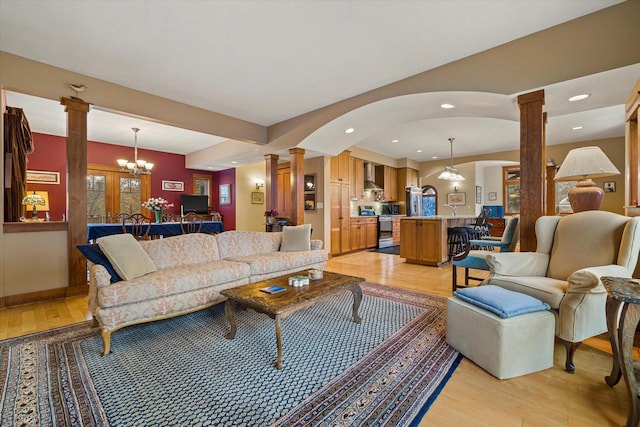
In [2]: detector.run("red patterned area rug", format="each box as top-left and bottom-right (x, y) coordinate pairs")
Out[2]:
(0, 282), (461, 426)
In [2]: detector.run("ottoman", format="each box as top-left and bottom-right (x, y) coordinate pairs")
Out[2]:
(446, 295), (555, 379)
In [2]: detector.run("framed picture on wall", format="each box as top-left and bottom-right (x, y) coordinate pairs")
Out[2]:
(447, 192), (466, 206)
(604, 181), (616, 193)
(26, 170), (60, 184)
(251, 192), (264, 204)
(162, 180), (184, 191)
(488, 192), (497, 201)
(219, 184), (231, 205)
(476, 185), (482, 204)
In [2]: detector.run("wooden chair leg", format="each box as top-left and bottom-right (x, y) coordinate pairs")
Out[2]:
(562, 340), (582, 373)
(464, 268), (470, 287)
(452, 265), (458, 292)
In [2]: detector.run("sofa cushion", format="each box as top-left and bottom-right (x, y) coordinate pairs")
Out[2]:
(216, 231), (282, 259)
(98, 260), (251, 308)
(97, 234), (157, 281)
(454, 285), (550, 319)
(226, 250), (328, 276)
(139, 233), (221, 270)
(487, 275), (567, 309)
(280, 224), (311, 252)
(76, 244), (123, 282)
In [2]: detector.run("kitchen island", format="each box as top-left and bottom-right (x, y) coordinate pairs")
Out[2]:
(399, 216), (476, 266)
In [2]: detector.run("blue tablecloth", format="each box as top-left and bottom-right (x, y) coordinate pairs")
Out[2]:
(87, 221), (225, 242)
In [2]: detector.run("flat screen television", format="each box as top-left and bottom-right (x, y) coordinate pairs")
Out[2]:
(180, 194), (209, 214)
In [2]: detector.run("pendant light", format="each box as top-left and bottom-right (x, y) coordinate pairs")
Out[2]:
(437, 137), (465, 181)
(116, 127), (154, 175)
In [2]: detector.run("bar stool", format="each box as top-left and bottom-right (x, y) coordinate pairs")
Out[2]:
(447, 226), (470, 260)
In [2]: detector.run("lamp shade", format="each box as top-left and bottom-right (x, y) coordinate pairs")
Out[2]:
(554, 146), (620, 212)
(34, 191), (49, 211)
(554, 146), (620, 181)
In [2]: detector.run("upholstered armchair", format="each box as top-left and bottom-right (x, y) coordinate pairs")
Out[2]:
(485, 210), (640, 373)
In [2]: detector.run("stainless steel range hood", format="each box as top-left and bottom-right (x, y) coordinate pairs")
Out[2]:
(364, 163), (383, 191)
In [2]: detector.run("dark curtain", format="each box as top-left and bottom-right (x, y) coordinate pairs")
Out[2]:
(4, 106), (34, 222)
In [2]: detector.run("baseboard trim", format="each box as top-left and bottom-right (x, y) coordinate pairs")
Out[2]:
(3, 286), (87, 308)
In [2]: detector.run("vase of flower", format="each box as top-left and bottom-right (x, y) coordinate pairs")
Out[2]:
(143, 197), (174, 223)
(264, 209), (278, 224)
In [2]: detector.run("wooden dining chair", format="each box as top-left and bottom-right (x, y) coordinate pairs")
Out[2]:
(210, 212), (222, 222)
(162, 212), (181, 223)
(180, 212), (203, 234)
(112, 213), (129, 224)
(122, 213), (152, 240)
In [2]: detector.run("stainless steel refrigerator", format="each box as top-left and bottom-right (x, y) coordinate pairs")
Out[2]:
(405, 187), (422, 216)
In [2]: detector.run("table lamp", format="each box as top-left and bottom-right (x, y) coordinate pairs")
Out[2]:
(22, 191), (48, 221)
(554, 146), (620, 212)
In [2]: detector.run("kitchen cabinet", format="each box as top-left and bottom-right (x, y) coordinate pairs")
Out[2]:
(392, 216), (401, 245)
(400, 219), (447, 266)
(277, 166), (291, 218)
(399, 217), (475, 266)
(330, 151), (352, 183)
(375, 165), (397, 201)
(350, 217), (377, 250)
(330, 182), (351, 255)
(396, 168), (419, 209)
(353, 157), (365, 199)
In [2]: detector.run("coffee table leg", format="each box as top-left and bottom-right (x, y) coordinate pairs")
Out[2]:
(224, 300), (237, 339)
(275, 314), (283, 370)
(351, 284), (362, 324)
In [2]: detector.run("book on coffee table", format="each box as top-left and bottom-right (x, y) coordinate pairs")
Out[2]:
(260, 285), (287, 294)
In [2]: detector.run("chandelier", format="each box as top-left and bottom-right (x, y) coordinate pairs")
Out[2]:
(437, 137), (465, 181)
(116, 127), (154, 175)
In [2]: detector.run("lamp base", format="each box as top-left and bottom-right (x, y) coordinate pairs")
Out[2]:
(568, 179), (604, 212)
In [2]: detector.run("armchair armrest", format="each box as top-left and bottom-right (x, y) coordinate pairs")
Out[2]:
(480, 236), (502, 242)
(486, 252), (550, 277)
(469, 239), (508, 249)
(567, 265), (632, 294)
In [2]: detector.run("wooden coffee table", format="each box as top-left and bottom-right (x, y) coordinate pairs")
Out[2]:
(220, 270), (364, 369)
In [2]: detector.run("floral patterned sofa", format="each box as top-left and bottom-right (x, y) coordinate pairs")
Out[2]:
(87, 230), (328, 355)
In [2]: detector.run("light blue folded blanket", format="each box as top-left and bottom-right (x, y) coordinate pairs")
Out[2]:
(453, 285), (550, 319)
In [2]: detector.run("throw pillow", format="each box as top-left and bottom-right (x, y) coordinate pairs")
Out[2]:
(453, 285), (550, 319)
(280, 224), (312, 252)
(97, 234), (157, 281)
(76, 244), (123, 282)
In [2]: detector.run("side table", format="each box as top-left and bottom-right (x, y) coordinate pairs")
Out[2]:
(602, 276), (640, 427)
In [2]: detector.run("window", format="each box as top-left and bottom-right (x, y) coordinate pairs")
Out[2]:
(503, 166), (520, 215)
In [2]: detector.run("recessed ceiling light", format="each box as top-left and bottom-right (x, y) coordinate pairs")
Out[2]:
(568, 94), (590, 102)
(207, 166), (213, 170)
(344, 128), (355, 134)
(391, 139), (399, 143)
(572, 126), (583, 130)
(417, 149), (423, 153)
(231, 161), (237, 164)
(431, 156), (438, 159)
(440, 103), (455, 109)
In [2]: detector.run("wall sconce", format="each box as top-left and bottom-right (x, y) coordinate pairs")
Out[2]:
(255, 181), (264, 190)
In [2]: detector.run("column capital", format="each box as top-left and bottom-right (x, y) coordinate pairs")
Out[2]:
(60, 97), (91, 113)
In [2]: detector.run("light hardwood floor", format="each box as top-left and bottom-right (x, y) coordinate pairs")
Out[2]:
(0, 250), (631, 426)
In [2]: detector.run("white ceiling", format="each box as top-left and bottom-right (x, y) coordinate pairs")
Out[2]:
(1, 0), (635, 170)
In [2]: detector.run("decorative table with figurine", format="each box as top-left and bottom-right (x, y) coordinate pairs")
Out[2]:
(221, 270), (364, 369)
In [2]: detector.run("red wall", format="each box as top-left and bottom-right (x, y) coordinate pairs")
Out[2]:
(26, 132), (236, 230)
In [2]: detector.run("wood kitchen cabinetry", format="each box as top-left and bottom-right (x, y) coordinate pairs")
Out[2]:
(330, 151), (352, 183)
(396, 168), (419, 210)
(353, 157), (365, 199)
(375, 165), (397, 201)
(330, 182), (351, 255)
(277, 165), (291, 218)
(350, 217), (378, 250)
(400, 219), (447, 266)
(392, 216), (401, 245)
